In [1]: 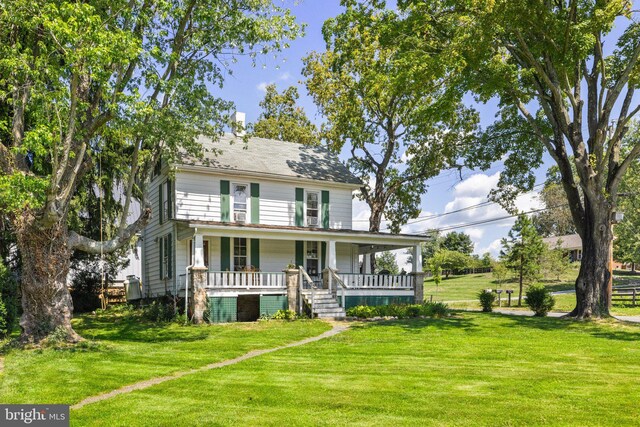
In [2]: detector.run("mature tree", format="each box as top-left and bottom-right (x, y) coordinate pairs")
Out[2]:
(375, 251), (400, 274)
(395, 0), (640, 318)
(303, 4), (476, 243)
(0, 0), (300, 343)
(442, 231), (474, 255)
(428, 249), (470, 279)
(501, 216), (545, 306)
(251, 84), (319, 145)
(480, 252), (494, 268)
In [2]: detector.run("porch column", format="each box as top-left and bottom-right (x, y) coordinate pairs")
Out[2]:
(284, 268), (300, 314)
(193, 233), (205, 268)
(412, 244), (422, 273)
(328, 240), (337, 270)
(191, 232), (208, 324)
(363, 253), (372, 274)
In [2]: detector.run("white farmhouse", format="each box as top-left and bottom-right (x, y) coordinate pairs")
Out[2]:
(141, 125), (427, 321)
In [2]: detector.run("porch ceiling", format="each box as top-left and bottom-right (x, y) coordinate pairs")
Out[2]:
(175, 220), (426, 248)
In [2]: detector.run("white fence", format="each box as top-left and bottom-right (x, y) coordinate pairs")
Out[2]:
(207, 271), (286, 289)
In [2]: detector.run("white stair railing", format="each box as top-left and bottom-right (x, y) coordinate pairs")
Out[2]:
(327, 268), (347, 309)
(299, 266), (317, 315)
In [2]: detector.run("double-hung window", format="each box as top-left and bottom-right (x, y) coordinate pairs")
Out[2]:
(160, 234), (172, 279)
(233, 237), (248, 271)
(233, 183), (248, 223)
(306, 191), (319, 227)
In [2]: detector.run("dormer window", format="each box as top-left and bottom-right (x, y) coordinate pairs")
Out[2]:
(306, 191), (319, 227)
(233, 183), (248, 223)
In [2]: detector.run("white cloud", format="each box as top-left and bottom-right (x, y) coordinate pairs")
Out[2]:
(279, 72), (291, 81)
(476, 239), (503, 258)
(256, 81), (273, 92)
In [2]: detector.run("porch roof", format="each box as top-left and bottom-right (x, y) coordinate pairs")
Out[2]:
(175, 219), (427, 251)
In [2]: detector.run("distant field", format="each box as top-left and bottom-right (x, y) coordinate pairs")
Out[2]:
(429, 269), (640, 316)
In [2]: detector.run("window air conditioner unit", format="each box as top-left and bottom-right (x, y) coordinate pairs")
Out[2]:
(234, 212), (246, 223)
(307, 216), (318, 226)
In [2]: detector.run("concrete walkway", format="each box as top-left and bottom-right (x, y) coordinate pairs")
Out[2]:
(472, 308), (640, 323)
(71, 322), (349, 410)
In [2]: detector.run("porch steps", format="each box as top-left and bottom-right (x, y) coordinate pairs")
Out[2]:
(302, 289), (346, 319)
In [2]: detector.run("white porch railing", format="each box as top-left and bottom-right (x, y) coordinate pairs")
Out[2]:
(207, 271), (286, 289)
(337, 273), (413, 289)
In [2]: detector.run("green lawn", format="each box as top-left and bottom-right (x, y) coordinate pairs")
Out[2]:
(0, 309), (330, 404)
(429, 270), (640, 316)
(424, 270), (578, 302)
(72, 313), (640, 426)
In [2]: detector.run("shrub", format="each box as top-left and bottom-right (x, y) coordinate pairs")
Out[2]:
(0, 263), (18, 337)
(142, 300), (176, 322)
(69, 270), (102, 313)
(270, 309), (297, 320)
(526, 285), (555, 316)
(346, 302), (450, 319)
(346, 305), (377, 318)
(478, 289), (496, 312)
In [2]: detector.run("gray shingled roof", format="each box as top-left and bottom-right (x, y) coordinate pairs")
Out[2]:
(542, 234), (582, 250)
(179, 134), (362, 186)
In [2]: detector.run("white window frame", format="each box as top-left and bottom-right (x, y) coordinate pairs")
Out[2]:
(232, 237), (249, 271)
(305, 190), (320, 227)
(162, 180), (172, 221)
(231, 182), (250, 224)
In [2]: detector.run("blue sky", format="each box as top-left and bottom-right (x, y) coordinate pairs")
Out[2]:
(214, 0), (629, 269)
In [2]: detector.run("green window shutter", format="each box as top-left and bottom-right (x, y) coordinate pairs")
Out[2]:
(168, 180), (173, 219)
(167, 233), (173, 278)
(321, 190), (330, 229)
(295, 187), (304, 227)
(158, 183), (164, 224)
(159, 237), (164, 279)
(250, 238), (260, 269)
(321, 242), (327, 270)
(295, 241), (304, 268)
(221, 237), (231, 271)
(250, 183), (260, 224)
(220, 180), (230, 222)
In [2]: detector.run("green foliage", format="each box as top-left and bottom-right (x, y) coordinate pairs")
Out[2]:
(69, 271), (103, 313)
(270, 309), (297, 321)
(491, 261), (509, 286)
(251, 84), (319, 145)
(532, 178), (577, 237)
(478, 290), (496, 313)
(526, 285), (555, 317)
(442, 232), (474, 256)
(346, 302), (450, 319)
(501, 215), (545, 284)
(541, 244), (571, 281)
(428, 249), (471, 279)
(0, 262), (18, 337)
(303, 5), (477, 233)
(614, 143), (640, 267)
(142, 300), (176, 323)
(407, 230), (442, 270)
(375, 251), (399, 274)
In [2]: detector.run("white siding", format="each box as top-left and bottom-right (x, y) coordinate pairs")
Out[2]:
(175, 171), (220, 221)
(175, 170), (354, 229)
(257, 240), (295, 272)
(143, 170), (176, 298)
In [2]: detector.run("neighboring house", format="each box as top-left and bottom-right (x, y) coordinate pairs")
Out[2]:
(542, 233), (631, 270)
(140, 117), (427, 321)
(542, 234), (583, 262)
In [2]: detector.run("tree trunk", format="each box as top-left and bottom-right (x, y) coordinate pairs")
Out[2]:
(518, 254), (523, 307)
(368, 204), (384, 273)
(569, 206), (613, 319)
(15, 217), (81, 343)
